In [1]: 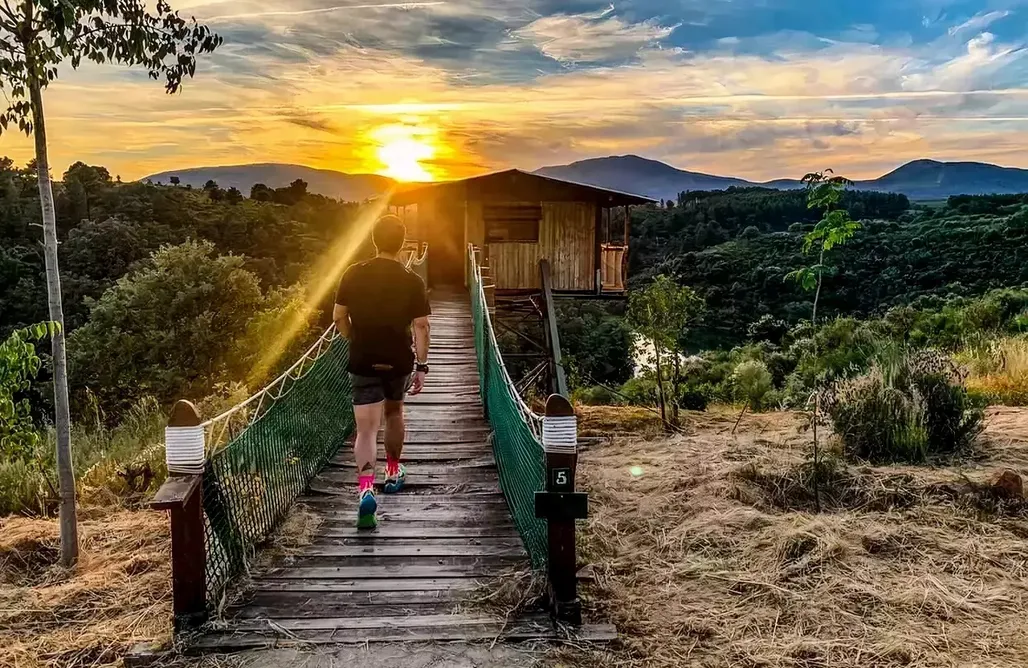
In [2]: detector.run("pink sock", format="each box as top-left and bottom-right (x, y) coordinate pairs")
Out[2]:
(386, 456), (400, 477)
(359, 474), (375, 493)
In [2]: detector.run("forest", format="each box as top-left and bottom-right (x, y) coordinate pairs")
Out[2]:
(554, 187), (1028, 414)
(0, 157), (375, 513)
(4, 157), (1028, 513)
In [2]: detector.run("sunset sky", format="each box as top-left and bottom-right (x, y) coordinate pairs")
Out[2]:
(3, 0), (1028, 182)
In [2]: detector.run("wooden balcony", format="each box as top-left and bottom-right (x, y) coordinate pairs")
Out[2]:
(600, 244), (626, 293)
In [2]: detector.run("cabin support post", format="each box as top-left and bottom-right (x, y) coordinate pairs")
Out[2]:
(535, 394), (587, 626)
(539, 259), (568, 397)
(150, 400), (207, 633)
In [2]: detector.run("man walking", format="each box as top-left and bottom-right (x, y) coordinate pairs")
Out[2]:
(334, 214), (431, 528)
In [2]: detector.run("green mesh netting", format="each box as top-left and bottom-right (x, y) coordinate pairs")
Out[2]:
(470, 266), (548, 568)
(202, 338), (354, 610)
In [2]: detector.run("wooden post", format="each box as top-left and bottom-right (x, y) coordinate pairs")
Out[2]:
(535, 394), (587, 626)
(150, 400), (207, 633)
(481, 263), (496, 314)
(594, 205), (604, 294)
(539, 259), (568, 397)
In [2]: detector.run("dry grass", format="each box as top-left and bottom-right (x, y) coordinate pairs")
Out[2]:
(574, 407), (1028, 667)
(964, 337), (1028, 406)
(0, 510), (172, 668)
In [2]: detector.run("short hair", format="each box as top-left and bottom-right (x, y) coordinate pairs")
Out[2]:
(373, 214), (406, 254)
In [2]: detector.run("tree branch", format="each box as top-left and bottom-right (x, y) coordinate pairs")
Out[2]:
(70, 20), (179, 46)
(0, 1), (19, 26)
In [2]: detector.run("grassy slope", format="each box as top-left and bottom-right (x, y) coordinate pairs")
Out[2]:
(572, 406), (1028, 667)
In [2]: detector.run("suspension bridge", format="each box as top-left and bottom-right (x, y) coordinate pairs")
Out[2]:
(147, 245), (612, 654)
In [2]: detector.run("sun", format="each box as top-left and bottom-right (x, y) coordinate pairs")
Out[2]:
(370, 124), (437, 182)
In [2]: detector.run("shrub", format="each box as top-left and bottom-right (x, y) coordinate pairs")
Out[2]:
(823, 350), (984, 463)
(733, 360), (774, 410)
(619, 376), (657, 406)
(573, 385), (619, 406)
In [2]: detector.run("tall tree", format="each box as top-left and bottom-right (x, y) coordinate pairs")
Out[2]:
(786, 169), (861, 511)
(628, 275), (705, 427)
(0, 0), (221, 566)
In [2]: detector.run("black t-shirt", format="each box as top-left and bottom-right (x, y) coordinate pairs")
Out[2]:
(335, 257), (431, 377)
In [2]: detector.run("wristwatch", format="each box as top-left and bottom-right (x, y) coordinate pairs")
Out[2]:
(415, 362), (430, 374)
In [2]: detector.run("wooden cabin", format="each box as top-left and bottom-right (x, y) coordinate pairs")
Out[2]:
(388, 170), (654, 295)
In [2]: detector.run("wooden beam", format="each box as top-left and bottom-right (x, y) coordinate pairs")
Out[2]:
(539, 259), (568, 397)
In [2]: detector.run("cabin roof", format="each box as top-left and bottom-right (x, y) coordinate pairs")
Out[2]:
(388, 168), (655, 207)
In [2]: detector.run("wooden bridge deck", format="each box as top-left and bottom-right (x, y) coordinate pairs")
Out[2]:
(195, 291), (612, 651)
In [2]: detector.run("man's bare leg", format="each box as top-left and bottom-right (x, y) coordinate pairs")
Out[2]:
(383, 399), (406, 493)
(354, 401), (383, 528)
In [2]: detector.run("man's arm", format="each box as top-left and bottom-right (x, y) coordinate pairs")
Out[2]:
(413, 315), (430, 364)
(333, 304), (351, 339)
(409, 315), (431, 395)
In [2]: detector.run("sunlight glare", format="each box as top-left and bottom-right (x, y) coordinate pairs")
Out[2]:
(371, 124), (437, 182)
(247, 193), (392, 386)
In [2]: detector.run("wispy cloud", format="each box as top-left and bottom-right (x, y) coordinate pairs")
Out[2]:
(206, 2), (447, 23)
(513, 8), (677, 64)
(948, 10), (1010, 36)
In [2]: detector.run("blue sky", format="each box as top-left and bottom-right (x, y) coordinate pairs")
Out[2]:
(3, 0), (1028, 181)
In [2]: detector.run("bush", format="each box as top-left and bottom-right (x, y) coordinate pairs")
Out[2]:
(733, 360), (774, 410)
(823, 350), (985, 463)
(619, 376), (658, 406)
(573, 385), (619, 406)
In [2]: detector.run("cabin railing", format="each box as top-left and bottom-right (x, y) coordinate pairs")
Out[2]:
(600, 244), (626, 292)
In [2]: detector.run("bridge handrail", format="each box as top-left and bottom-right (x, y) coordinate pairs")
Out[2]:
(470, 256), (543, 437)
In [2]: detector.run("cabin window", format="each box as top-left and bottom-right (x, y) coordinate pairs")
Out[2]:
(484, 203), (541, 243)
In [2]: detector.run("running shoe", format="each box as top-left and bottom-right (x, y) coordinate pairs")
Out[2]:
(357, 488), (378, 529)
(383, 463), (407, 494)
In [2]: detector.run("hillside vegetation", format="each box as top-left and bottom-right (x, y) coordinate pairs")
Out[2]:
(1, 157), (375, 516)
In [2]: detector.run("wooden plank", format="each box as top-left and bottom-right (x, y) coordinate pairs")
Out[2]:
(305, 535), (521, 547)
(220, 613), (508, 633)
(258, 563), (518, 580)
(230, 600), (463, 620)
(314, 525), (519, 539)
(253, 577), (483, 593)
(316, 470), (501, 485)
(309, 481), (503, 496)
(330, 460), (497, 473)
(294, 543), (524, 558)
(329, 452), (493, 465)
(191, 620), (617, 650)
(299, 493), (507, 507)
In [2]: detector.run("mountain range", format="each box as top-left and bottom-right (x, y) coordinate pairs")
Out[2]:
(144, 156), (1028, 203)
(144, 163), (393, 202)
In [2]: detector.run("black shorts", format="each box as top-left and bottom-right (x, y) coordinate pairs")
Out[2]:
(351, 373), (412, 406)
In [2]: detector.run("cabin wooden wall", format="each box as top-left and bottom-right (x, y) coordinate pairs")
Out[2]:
(465, 200), (596, 291)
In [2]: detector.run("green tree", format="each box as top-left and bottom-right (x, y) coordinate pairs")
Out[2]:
(731, 360), (773, 434)
(68, 241), (267, 412)
(786, 170), (861, 511)
(0, 322), (58, 460)
(627, 275), (705, 426)
(0, 1), (221, 565)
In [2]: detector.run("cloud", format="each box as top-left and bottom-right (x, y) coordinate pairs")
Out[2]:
(948, 10), (1010, 36)
(513, 8), (677, 64)
(6, 0), (1028, 183)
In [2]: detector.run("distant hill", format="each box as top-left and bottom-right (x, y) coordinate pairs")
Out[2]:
(144, 157), (1028, 203)
(535, 155), (1028, 201)
(143, 164), (395, 202)
(535, 155), (761, 199)
(860, 159), (1028, 200)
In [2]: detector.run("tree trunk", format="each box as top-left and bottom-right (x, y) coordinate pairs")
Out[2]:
(653, 341), (668, 429)
(810, 249), (825, 513)
(671, 352), (681, 426)
(28, 53), (79, 566)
